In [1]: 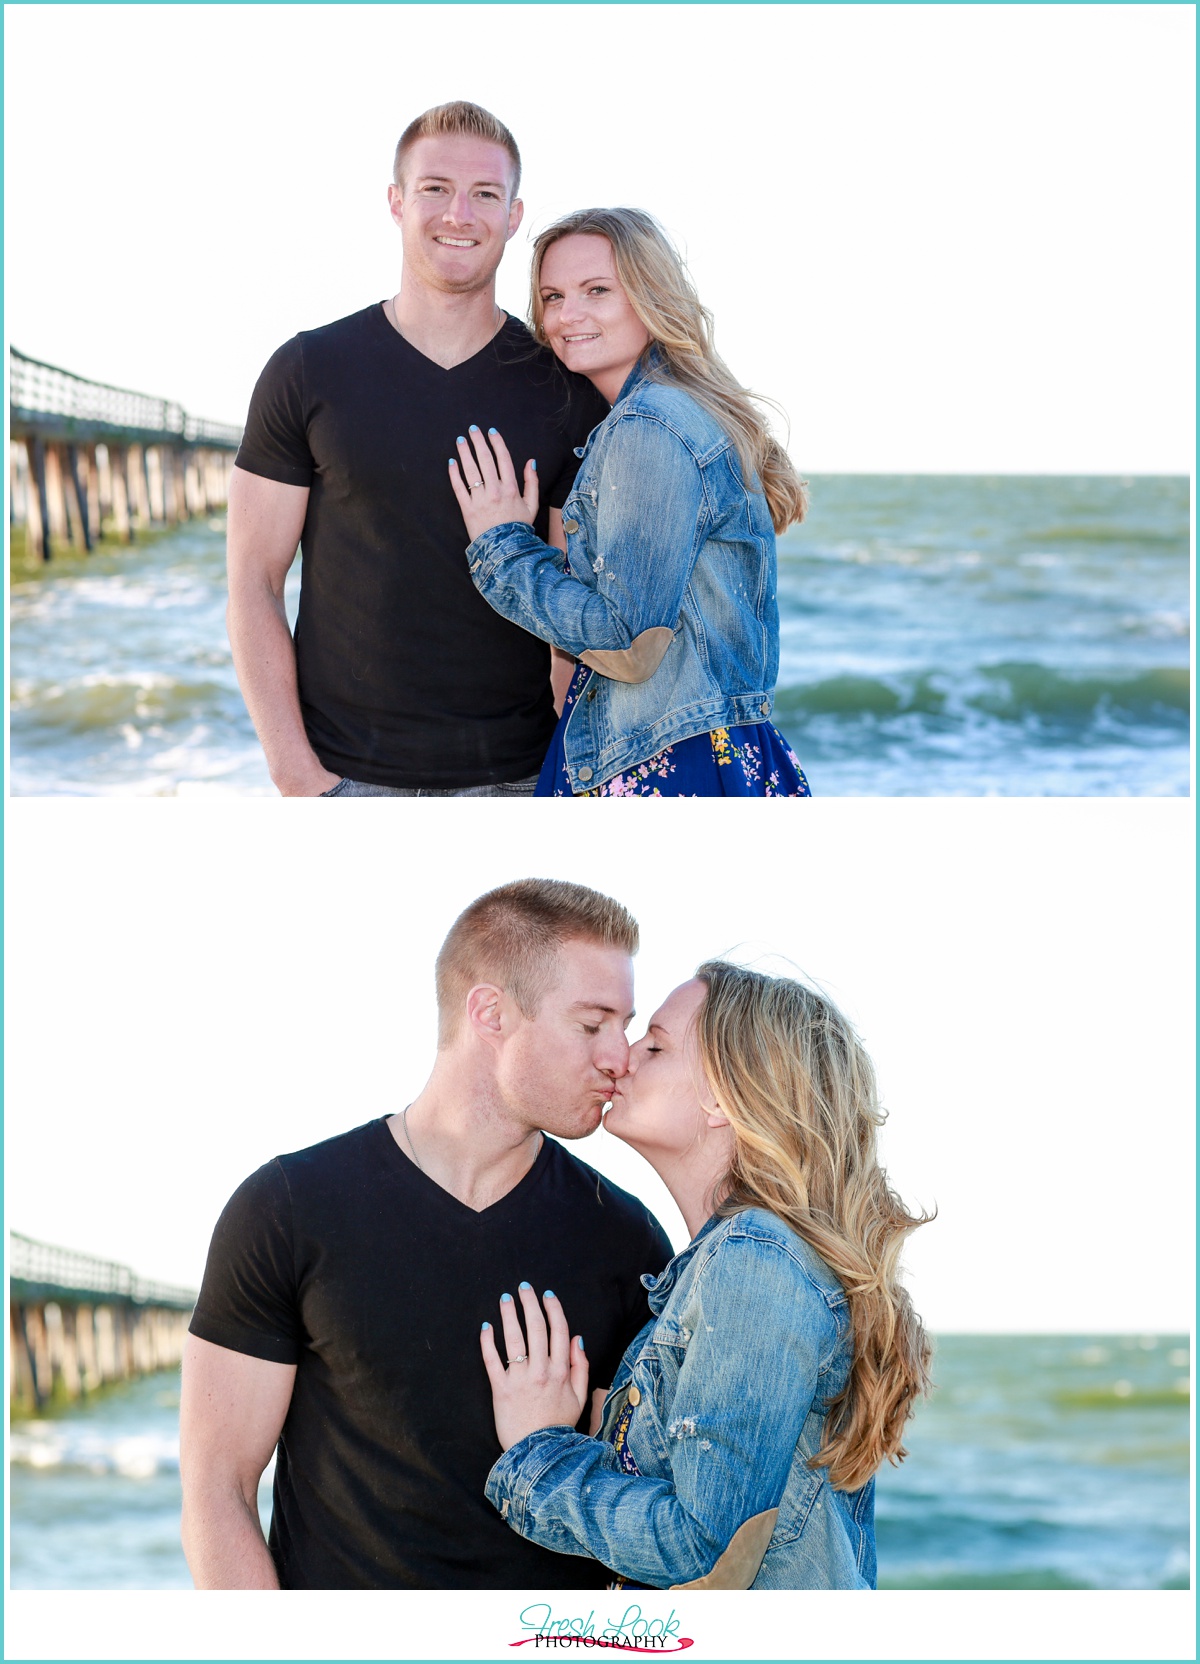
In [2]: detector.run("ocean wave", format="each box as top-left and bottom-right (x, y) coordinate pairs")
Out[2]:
(11, 673), (237, 733)
(10, 1424), (179, 1479)
(776, 664), (1190, 727)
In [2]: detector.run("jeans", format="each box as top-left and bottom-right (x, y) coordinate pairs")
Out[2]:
(320, 773), (540, 798)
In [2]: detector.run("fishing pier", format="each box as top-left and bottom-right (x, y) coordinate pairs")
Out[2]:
(9, 348), (242, 561)
(9, 1233), (196, 1413)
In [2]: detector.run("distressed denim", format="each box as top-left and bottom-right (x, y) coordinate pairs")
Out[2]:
(486, 1208), (875, 1590)
(466, 358), (780, 792)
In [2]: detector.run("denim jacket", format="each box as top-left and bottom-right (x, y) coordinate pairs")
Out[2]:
(466, 358), (780, 792)
(485, 1208), (876, 1590)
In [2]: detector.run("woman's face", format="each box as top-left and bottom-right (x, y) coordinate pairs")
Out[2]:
(604, 978), (719, 1158)
(537, 233), (651, 403)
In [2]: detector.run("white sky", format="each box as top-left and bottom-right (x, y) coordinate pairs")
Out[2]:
(4, 2), (1195, 472)
(6, 798), (1194, 1334)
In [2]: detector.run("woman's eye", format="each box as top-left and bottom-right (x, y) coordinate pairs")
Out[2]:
(588, 286), (610, 296)
(645, 1045), (662, 1055)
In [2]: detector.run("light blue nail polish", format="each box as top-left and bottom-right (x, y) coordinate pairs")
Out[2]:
(519, 1281), (532, 1292)
(456, 435), (466, 445)
(488, 426), (498, 435)
(531, 459), (537, 471)
(544, 1290), (555, 1300)
(470, 424), (480, 433)
(481, 1321), (491, 1332)
(501, 1293), (513, 1304)
(578, 1336), (585, 1351)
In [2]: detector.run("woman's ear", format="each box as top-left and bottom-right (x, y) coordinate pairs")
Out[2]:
(704, 1106), (731, 1131)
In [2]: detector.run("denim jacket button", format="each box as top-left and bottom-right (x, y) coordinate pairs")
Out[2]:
(627, 1385), (641, 1406)
(563, 519), (579, 533)
(578, 767), (593, 782)
(760, 702), (770, 716)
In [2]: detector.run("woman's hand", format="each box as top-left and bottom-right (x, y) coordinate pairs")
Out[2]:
(449, 426), (539, 543)
(480, 1284), (589, 1453)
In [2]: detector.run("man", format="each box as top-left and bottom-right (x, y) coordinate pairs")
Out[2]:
(226, 103), (608, 796)
(180, 879), (673, 1588)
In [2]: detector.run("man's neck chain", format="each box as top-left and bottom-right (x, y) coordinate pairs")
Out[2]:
(386, 294), (504, 341)
(401, 1102), (425, 1174)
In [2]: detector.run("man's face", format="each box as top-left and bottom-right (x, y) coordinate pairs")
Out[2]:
(497, 938), (635, 1140)
(388, 135), (522, 296)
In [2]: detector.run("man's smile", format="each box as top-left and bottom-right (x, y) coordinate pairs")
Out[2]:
(435, 236), (479, 248)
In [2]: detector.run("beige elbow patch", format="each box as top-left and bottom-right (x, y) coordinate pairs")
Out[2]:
(578, 627), (674, 685)
(670, 1508), (779, 1590)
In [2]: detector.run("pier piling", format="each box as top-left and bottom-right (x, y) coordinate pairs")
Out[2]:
(9, 348), (242, 561)
(9, 1233), (196, 1413)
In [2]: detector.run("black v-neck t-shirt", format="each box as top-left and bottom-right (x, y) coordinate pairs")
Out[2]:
(190, 1118), (672, 1589)
(235, 308), (609, 788)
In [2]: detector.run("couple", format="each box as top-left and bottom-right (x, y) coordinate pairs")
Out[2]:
(180, 880), (930, 1590)
(227, 101), (810, 797)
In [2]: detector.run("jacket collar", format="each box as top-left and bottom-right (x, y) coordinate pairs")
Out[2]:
(639, 1211), (724, 1314)
(613, 344), (667, 409)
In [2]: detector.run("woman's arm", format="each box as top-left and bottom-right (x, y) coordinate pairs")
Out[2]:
(484, 1241), (831, 1588)
(453, 419), (705, 684)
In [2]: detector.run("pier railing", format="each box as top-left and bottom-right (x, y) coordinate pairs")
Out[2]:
(10, 1231), (196, 1311)
(10, 348), (242, 449)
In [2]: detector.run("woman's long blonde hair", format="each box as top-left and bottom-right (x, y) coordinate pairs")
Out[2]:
(694, 961), (933, 1492)
(529, 208), (808, 533)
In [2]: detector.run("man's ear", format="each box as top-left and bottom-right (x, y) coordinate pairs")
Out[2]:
(387, 183), (404, 228)
(506, 196), (524, 241)
(466, 982), (507, 1048)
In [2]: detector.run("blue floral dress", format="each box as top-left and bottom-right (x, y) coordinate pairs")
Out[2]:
(537, 664), (811, 798)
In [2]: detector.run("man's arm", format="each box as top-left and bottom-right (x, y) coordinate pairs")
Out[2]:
(225, 466), (341, 797)
(179, 1332), (297, 1588)
(546, 509), (577, 714)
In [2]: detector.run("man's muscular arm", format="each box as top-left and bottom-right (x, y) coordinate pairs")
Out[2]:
(225, 466), (341, 797)
(180, 1333), (297, 1588)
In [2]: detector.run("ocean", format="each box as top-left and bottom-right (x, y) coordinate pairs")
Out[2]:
(8, 1334), (1188, 1590)
(8, 475), (1190, 796)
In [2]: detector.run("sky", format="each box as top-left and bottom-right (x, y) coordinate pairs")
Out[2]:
(4, 2), (1195, 473)
(6, 797), (1194, 1335)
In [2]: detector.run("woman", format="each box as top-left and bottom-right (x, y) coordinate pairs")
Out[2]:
(477, 963), (932, 1589)
(449, 208), (810, 796)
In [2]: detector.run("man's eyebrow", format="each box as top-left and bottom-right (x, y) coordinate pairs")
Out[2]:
(416, 173), (507, 189)
(569, 1000), (636, 1020)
